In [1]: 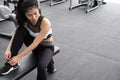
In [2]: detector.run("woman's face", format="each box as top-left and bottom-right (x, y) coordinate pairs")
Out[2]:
(25, 7), (40, 25)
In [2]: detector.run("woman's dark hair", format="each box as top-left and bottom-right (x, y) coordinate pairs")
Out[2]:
(16, 0), (41, 27)
(21, 0), (39, 14)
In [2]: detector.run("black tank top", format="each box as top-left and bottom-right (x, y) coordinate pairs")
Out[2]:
(26, 16), (52, 39)
(27, 16), (44, 33)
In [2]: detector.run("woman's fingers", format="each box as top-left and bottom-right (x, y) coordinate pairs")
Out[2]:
(4, 53), (11, 60)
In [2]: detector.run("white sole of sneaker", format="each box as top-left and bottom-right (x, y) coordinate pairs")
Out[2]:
(1, 67), (14, 75)
(1, 64), (20, 75)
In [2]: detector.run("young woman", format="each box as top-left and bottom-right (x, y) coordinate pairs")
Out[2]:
(0, 0), (56, 80)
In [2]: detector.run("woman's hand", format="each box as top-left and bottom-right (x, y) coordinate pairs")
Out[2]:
(8, 56), (20, 65)
(4, 50), (11, 61)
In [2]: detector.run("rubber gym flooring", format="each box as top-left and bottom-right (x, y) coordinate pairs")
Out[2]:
(0, 0), (120, 80)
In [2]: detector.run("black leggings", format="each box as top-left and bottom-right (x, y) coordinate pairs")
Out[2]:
(10, 27), (54, 80)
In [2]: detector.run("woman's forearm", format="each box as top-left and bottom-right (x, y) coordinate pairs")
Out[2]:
(17, 42), (38, 59)
(17, 35), (44, 59)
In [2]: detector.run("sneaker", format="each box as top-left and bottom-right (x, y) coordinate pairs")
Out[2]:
(47, 69), (57, 74)
(0, 62), (20, 75)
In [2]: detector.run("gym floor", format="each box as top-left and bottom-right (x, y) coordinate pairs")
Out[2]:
(0, 0), (120, 80)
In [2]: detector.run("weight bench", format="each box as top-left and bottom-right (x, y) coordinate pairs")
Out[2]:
(0, 45), (60, 80)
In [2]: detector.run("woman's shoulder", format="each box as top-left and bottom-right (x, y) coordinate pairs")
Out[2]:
(41, 17), (51, 26)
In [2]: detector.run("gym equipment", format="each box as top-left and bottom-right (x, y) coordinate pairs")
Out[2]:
(0, 5), (13, 21)
(50, 0), (67, 6)
(0, 0), (17, 22)
(40, 0), (67, 6)
(4, 0), (18, 13)
(69, 0), (106, 13)
(0, 5), (17, 39)
(0, 0), (18, 39)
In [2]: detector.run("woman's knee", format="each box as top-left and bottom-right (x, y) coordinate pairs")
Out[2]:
(37, 63), (46, 71)
(16, 27), (28, 34)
